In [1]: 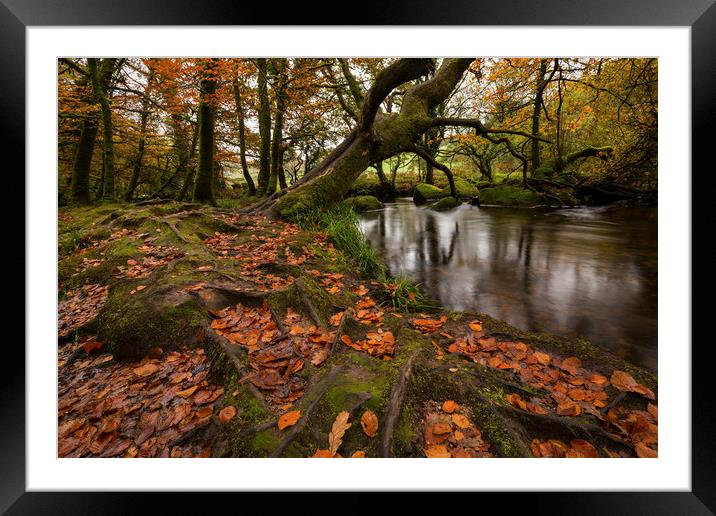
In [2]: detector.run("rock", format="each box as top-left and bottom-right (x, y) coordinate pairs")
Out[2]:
(429, 196), (460, 211)
(413, 179), (479, 205)
(413, 183), (445, 205)
(342, 195), (384, 212)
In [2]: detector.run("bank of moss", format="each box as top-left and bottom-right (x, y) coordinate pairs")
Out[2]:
(479, 185), (546, 207)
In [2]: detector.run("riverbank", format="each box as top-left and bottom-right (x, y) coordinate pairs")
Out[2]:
(57, 201), (658, 458)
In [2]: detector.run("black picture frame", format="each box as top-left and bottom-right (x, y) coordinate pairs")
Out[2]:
(5, 0), (710, 513)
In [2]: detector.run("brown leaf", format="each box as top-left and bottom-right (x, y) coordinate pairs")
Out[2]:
(278, 410), (301, 430)
(328, 411), (352, 456)
(360, 410), (378, 438)
(560, 356), (582, 375)
(610, 370), (656, 400)
(442, 400), (459, 414)
(424, 444), (451, 458)
(350, 450), (367, 458)
(81, 340), (103, 354)
(556, 400), (582, 416)
(176, 385), (199, 399)
(566, 439), (599, 458)
(635, 442), (658, 458)
(133, 363), (159, 377)
(468, 320), (483, 332)
(311, 448), (333, 458)
(218, 405), (237, 424)
(451, 414), (471, 429)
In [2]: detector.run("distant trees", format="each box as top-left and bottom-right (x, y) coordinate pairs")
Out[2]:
(57, 57), (657, 210)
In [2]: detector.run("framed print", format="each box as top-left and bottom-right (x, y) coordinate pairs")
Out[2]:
(5, 0), (712, 512)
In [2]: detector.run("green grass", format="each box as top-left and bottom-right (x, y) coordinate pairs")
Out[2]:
(382, 274), (438, 313)
(294, 204), (387, 279)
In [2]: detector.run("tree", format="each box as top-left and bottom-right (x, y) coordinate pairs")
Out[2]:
(192, 59), (219, 205)
(255, 58), (272, 196)
(88, 58), (119, 200)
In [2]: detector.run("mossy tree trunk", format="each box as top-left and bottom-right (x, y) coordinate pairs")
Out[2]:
(177, 120), (199, 201)
(232, 72), (256, 196)
(88, 58), (119, 201)
(192, 59), (218, 205)
(268, 59), (288, 195)
(256, 58), (272, 196)
(69, 115), (99, 204)
(530, 59), (555, 177)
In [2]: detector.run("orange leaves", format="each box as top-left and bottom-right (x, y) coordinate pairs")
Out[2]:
(278, 410), (301, 430)
(328, 411), (352, 456)
(218, 405), (237, 424)
(559, 357), (582, 376)
(450, 414), (470, 429)
(340, 331), (395, 359)
(311, 449), (334, 458)
(58, 284), (109, 338)
(411, 315), (448, 334)
(177, 385), (200, 399)
(531, 438), (598, 458)
(468, 320), (483, 332)
(556, 400), (582, 417)
(610, 370), (656, 400)
(442, 400), (459, 413)
(360, 410), (378, 438)
(422, 400), (492, 458)
(133, 363), (160, 377)
(58, 347), (220, 458)
(354, 296), (384, 325)
(424, 445), (451, 458)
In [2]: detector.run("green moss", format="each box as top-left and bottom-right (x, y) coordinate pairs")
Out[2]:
(97, 283), (207, 360)
(342, 195), (384, 212)
(413, 183), (445, 205)
(478, 185), (545, 207)
(429, 196), (460, 211)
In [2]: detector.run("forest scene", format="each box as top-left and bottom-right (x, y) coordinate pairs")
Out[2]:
(57, 57), (658, 459)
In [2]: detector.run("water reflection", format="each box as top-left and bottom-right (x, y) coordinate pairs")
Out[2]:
(358, 200), (657, 370)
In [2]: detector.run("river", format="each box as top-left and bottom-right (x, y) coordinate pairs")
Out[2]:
(358, 199), (657, 371)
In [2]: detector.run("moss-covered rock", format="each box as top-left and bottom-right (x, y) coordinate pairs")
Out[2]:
(429, 196), (460, 211)
(414, 179), (479, 206)
(342, 195), (384, 212)
(412, 183), (445, 205)
(96, 283), (207, 360)
(478, 185), (545, 207)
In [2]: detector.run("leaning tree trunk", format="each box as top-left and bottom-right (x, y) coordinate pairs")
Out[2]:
(255, 58), (475, 219)
(192, 59), (218, 205)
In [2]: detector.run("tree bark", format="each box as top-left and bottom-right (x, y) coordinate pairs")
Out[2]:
(124, 69), (154, 202)
(256, 59), (272, 196)
(69, 115), (99, 204)
(232, 72), (256, 196)
(192, 59), (218, 205)
(88, 58), (118, 200)
(268, 59), (287, 195)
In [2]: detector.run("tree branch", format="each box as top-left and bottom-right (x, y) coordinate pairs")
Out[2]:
(429, 117), (553, 144)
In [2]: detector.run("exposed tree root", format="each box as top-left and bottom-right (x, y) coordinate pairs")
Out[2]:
(381, 349), (420, 457)
(269, 365), (344, 457)
(294, 277), (323, 326)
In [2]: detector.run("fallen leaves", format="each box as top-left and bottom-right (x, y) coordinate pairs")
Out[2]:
(360, 410), (378, 438)
(422, 400), (492, 458)
(530, 438), (599, 458)
(411, 315), (448, 334)
(610, 370), (656, 400)
(278, 410), (301, 430)
(58, 284), (109, 338)
(442, 400), (459, 413)
(218, 406), (236, 424)
(58, 347), (220, 458)
(340, 331), (395, 359)
(328, 411), (352, 456)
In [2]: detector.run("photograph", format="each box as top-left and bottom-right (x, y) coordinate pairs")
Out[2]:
(56, 56), (659, 460)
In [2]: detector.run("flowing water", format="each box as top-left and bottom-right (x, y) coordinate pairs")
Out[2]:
(358, 199), (658, 370)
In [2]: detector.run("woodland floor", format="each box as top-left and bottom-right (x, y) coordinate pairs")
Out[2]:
(57, 201), (658, 459)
